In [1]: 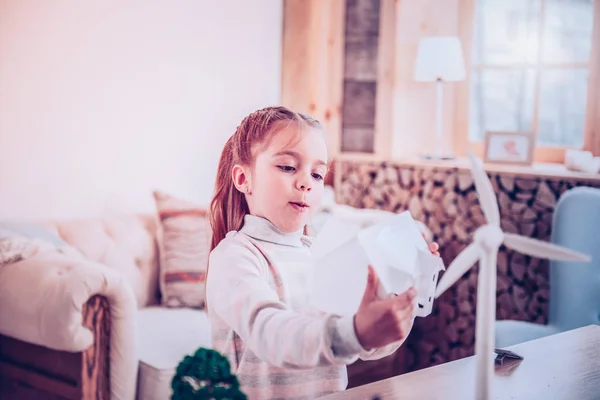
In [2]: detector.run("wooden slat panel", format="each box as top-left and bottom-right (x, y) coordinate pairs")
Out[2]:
(344, 33), (379, 81)
(342, 81), (377, 127)
(345, 0), (381, 36)
(341, 127), (375, 153)
(342, 0), (381, 154)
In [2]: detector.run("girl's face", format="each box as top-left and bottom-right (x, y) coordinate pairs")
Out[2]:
(235, 124), (328, 233)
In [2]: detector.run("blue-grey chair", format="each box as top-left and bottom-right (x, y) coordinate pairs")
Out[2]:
(495, 186), (600, 348)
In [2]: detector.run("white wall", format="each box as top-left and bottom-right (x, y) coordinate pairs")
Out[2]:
(0, 0), (282, 220)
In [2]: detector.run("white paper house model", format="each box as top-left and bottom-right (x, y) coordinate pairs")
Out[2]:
(309, 211), (445, 318)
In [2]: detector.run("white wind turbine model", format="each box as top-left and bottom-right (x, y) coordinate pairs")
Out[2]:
(434, 150), (591, 400)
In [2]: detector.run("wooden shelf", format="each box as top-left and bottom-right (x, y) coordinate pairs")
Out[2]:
(334, 154), (600, 182)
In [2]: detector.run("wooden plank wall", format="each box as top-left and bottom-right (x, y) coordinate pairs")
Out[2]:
(281, 0), (346, 160)
(282, 1), (599, 164)
(281, 0), (459, 161)
(281, 0), (396, 159)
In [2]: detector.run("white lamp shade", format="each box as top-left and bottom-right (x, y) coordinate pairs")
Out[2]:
(414, 36), (466, 82)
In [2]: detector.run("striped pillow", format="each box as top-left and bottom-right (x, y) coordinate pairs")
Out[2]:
(153, 191), (211, 308)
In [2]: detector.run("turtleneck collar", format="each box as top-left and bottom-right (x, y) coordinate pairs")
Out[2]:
(239, 214), (312, 248)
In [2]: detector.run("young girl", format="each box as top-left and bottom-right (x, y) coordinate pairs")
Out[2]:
(206, 106), (440, 400)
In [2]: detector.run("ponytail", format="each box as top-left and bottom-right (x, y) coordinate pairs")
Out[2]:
(209, 137), (249, 253)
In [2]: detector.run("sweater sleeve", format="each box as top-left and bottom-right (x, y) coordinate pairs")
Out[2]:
(358, 339), (405, 361)
(206, 239), (364, 369)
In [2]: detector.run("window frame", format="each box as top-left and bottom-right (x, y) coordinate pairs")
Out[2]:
(454, 0), (600, 163)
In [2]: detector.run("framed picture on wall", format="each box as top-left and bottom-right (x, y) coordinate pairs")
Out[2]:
(483, 132), (534, 166)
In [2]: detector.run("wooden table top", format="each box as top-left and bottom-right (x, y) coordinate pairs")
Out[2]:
(322, 325), (600, 400)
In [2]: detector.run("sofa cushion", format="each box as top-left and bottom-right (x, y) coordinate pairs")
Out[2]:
(153, 191), (211, 309)
(136, 307), (212, 400)
(42, 215), (161, 308)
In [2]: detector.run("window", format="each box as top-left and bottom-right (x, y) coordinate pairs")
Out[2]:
(460, 0), (600, 162)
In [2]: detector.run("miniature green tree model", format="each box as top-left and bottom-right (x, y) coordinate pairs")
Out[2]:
(171, 348), (247, 400)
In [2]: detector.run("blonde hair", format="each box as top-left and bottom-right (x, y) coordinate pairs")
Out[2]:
(209, 106), (322, 253)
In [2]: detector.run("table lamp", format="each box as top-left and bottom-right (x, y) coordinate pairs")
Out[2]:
(414, 36), (466, 160)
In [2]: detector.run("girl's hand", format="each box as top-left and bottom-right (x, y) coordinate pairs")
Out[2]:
(422, 233), (440, 257)
(353, 266), (416, 350)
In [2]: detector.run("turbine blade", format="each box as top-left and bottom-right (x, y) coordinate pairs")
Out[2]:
(467, 149), (500, 226)
(504, 232), (591, 262)
(435, 243), (481, 298)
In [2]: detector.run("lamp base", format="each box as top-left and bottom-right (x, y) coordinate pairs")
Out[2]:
(420, 153), (456, 161)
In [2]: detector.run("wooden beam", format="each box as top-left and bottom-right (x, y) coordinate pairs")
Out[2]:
(454, 0), (475, 158)
(281, 0), (346, 159)
(374, 0), (397, 159)
(530, 0), (547, 150)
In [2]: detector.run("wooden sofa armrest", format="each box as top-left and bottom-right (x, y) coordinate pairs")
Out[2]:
(0, 295), (111, 400)
(0, 250), (139, 400)
(82, 295), (111, 399)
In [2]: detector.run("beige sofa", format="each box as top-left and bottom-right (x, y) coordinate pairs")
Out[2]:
(0, 214), (213, 400)
(0, 199), (431, 400)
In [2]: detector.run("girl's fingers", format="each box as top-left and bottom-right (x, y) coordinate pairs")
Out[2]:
(396, 302), (416, 318)
(394, 305), (416, 334)
(362, 265), (381, 303)
(389, 288), (417, 310)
